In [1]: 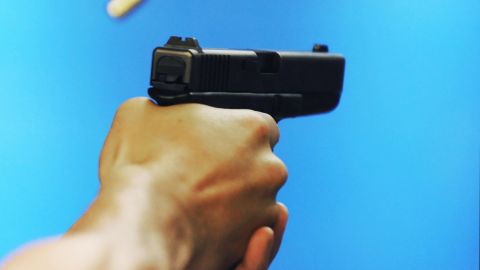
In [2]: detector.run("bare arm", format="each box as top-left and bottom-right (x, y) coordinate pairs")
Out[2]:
(2, 98), (288, 270)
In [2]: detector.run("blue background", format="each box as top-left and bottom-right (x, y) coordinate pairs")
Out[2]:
(0, 1), (478, 269)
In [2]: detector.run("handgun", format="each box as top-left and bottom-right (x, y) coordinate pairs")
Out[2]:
(148, 36), (345, 121)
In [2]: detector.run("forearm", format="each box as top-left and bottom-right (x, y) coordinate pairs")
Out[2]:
(3, 167), (193, 270)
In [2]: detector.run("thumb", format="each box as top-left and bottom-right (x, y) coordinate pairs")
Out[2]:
(235, 227), (274, 270)
(107, 0), (143, 18)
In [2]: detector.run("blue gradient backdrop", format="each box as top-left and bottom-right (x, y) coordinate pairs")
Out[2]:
(0, 1), (478, 269)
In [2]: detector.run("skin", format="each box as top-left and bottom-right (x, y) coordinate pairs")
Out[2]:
(1, 98), (288, 270)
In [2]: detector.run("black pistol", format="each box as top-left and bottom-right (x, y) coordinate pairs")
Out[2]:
(148, 36), (345, 121)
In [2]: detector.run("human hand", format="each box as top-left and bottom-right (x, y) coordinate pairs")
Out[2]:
(234, 204), (288, 270)
(99, 98), (288, 269)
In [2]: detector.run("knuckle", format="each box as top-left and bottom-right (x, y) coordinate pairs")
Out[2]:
(264, 156), (289, 188)
(254, 119), (271, 142)
(242, 111), (271, 142)
(118, 97), (150, 113)
(265, 204), (281, 228)
(114, 97), (151, 122)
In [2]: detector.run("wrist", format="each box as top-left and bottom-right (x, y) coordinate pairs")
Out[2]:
(70, 165), (195, 269)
